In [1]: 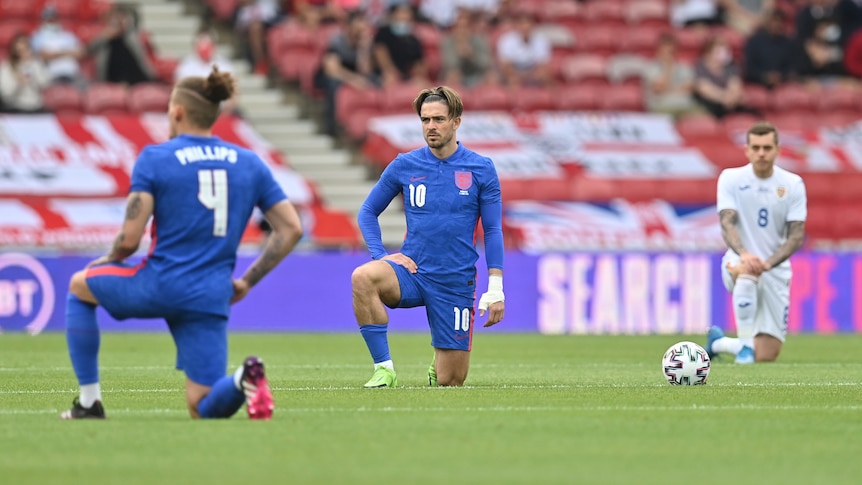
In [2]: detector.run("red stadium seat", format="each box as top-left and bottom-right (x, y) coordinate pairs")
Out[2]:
(84, 83), (129, 114)
(311, 206), (360, 248)
(127, 82), (172, 113)
(275, 48), (318, 82)
(804, 173), (838, 204)
(574, 27), (623, 56)
(560, 54), (608, 84)
(0, 20), (31, 49)
(619, 26), (663, 56)
(769, 83), (817, 113)
(53, 0), (85, 20)
(335, 85), (381, 125)
(267, 21), (316, 60)
(0, 0), (44, 20)
(557, 84), (601, 111)
(598, 84), (643, 111)
(626, 0), (669, 27)
(805, 203), (837, 241)
(511, 86), (556, 112)
(344, 108), (381, 141)
(572, 176), (620, 202)
(676, 114), (723, 138)
(741, 84), (771, 113)
(721, 113), (760, 140)
(380, 82), (422, 114)
(770, 113), (808, 132)
(833, 202), (862, 240)
(582, 0), (626, 27)
(539, 0), (582, 28)
(527, 177), (575, 201)
(499, 179), (532, 201)
(816, 86), (860, 113)
(817, 111), (860, 128)
(834, 172), (862, 202)
(152, 57), (179, 84)
(74, 22), (105, 46)
(41, 84), (84, 114)
(466, 83), (511, 111)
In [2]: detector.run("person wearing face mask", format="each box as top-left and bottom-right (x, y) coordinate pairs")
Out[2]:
(372, 3), (428, 86)
(87, 5), (156, 86)
(30, 5), (86, 86)
(175, 30), (240, 115)
(692, 37), (757, 118)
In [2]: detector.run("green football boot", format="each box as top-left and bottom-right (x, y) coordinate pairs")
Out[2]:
(364, 365), (397, 388)
(428, 355), (438, 387)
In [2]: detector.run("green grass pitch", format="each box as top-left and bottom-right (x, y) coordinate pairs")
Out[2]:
(1, 332), (860, 484)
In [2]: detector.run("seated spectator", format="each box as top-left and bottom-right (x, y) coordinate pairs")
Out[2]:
(30, 5), (87, 87)
(87, 5), (156, 86)
(235, 0), (283, 74)
(692, 36), (756, 118)
(722, 0), (775, 36)
(643, 33), (700, 117)
(315, 10), (374, 135)
(294, 0), (362, 28)
(799, 17), (848, 82)
(795, 0), (838, 42)
(496, 10), (552, 87)
(0, 34), (49, 113)
(175, 30), (240, 115)
(744, 9), (802, 88)
(372, 4), (428, 86)
(837, 0), (862, 45)
(440, 9), (496, 88)
(670, 0), (722, 27)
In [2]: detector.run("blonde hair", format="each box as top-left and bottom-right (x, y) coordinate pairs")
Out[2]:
(412, 86), (464, 120)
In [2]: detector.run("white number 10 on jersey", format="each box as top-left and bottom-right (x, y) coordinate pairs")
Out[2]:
(453, 307), (471, 331)
(408, 184), (426, 207)
(198, 169), (228, 236)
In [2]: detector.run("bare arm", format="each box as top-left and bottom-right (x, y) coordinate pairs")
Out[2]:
(238, 200), (303, 288)
(719, 209), (747, 255)
(765, 221), (806, 269)
(105, 191), (154, 262)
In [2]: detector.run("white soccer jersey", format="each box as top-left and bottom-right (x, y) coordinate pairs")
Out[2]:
(716, 163), (807, 273)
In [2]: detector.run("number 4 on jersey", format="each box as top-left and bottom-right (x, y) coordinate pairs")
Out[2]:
(198, 169), (228, 236)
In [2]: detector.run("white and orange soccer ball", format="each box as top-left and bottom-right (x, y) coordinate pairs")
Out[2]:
(661, 341), (711, 386)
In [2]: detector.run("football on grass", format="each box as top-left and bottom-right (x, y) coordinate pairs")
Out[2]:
(662, 341), (710, 386)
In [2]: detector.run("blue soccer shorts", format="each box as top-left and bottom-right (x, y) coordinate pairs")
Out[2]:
(86, 262), (229, 386)
(385, 261), (476, 351)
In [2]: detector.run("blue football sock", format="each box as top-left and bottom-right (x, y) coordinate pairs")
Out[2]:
(360, 324), (391, 364)
(65, 294), (100, 386)
(197, 375), (245, 418)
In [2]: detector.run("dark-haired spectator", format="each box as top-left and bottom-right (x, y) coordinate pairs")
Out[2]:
(744, 9), (802, 88)
(795, 0), (838, 42)
(88, 5), (156, 85)
(372, 4), (428, 86)
(30, 5), (86, 86)
(693, 37), (756, 118)
(643, 33), (699, 117)
(799, 17), (848, 81)
(496, 10), (552, 87)
(440, 9), (496, 88)
(670, 0), (722, 27)
(316, 11), (374, 135)
(235, 0), (283, 75)
(294, 0), (362, 28)
(0, 34), (49, 113)
(837, 0), (862, 45)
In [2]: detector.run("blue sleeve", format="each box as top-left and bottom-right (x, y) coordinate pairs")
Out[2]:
(129, 146), (157, 194)
(256, 157), (288, 212)
(358, 158), (403, 259)
(479, 159), (504, 270)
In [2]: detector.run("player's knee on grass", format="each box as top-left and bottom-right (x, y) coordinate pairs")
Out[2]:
(185, 379), (210, 419)
(754, 335), (782, 362)
(437, 371), (468, 387)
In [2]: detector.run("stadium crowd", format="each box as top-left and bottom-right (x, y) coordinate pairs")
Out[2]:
(202, 0), (862, 138)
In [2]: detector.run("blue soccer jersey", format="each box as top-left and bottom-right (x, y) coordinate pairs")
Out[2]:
(129, 134), (286, 317)
(358, 142), (504, 289)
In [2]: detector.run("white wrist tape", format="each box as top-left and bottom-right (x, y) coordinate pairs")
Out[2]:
(479, 275), (504, 311)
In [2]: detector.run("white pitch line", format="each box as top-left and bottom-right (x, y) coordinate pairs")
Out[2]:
(2, 381), (860, 395)
(2, 403), (861, 417)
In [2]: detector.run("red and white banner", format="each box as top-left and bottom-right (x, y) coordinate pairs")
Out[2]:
(366, 111), (717, 179)
(504, 199), (724, 252)
(0, 114), (317, 249)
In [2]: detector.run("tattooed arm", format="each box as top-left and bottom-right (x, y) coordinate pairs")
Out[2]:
(719, 209), (747, 255)
(106, 191), (155, 263)
(231, 200), (303, 304)
(765, 221), (806, 270)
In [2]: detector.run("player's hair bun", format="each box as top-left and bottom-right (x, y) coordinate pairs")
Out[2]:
(202, 66), (235, 104)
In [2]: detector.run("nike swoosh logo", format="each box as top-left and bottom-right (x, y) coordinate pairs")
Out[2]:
(739, 185), (751, 191)
(410, 176), (427, 182)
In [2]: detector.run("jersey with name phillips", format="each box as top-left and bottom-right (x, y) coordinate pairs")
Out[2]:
(716, 163), (807, 274)
(130, 134), (287, 317)
(359, 143), (504, 286)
